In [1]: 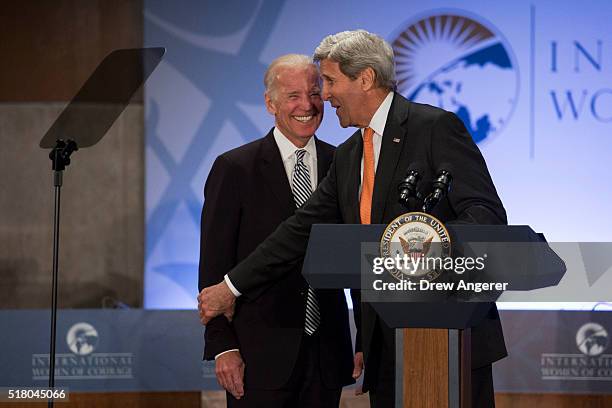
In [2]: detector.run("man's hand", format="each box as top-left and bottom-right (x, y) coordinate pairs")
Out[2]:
(352, 351), (364, 379)
(353, 351), (365, 395)
(215, 351), (245, 400)
(197, 281), (236, 324)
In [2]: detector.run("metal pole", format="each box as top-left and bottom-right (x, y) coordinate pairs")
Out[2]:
(48, 172), (62, 408)
(448, 329), (461, 408)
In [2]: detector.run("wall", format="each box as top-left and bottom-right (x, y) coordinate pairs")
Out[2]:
(0, 0), (144, 308)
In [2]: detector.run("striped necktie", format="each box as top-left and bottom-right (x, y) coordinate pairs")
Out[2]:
(292, 149), (321, 335)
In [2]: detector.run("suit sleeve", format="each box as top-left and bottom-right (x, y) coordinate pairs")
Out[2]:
(430, 111), (507, 225)
(351, 289), (362, 353)
(227, 153), (343, 299)
(199, 155), (240, 359)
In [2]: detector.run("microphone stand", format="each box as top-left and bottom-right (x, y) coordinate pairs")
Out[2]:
(398, 170), (422, 211)
(47, 139), (78, 408)
(422, 170), (452, 213)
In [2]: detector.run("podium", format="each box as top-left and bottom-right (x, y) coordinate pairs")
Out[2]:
(303, 224), (566, 407)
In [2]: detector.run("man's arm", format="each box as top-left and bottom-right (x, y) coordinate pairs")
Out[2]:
(199, 155), (241, 357)
(430, 111), (507, 225)
(228, 153), (343, 299)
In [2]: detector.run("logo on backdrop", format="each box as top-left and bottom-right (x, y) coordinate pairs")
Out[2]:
(541, 321), (612, 381)
(66, 322), (99, 356)
(391, 12), (519, 144)
(576, 322), (609, 356)
(32, 321), (133, 381)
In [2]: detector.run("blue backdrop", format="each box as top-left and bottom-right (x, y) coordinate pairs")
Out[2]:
(142, 0), (612, 309)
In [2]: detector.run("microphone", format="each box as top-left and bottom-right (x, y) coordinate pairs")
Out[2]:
(398, 162), (423, 209)
(422, 164), (453, 213)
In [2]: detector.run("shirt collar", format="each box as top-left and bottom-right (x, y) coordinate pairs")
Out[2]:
(363, 91), (394, 137)
(273, 127), (316, 162)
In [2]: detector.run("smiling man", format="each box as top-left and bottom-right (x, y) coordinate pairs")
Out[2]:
(198, 54), (355, 407)
(199, 31), (507, 407)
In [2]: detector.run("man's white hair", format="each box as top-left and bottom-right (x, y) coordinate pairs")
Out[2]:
(313, 29), (396, 90)
(264, 54), (318, 101)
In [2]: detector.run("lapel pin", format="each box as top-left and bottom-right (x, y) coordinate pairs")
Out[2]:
(393, 138), (400, 143)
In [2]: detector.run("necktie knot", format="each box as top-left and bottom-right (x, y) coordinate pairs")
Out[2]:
(295, 149), (307, 164)
(363, 127), (374, 143)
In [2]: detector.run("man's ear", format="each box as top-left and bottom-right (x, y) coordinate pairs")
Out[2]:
(264, 91), (277, 115)
(360, 67), (376, 92)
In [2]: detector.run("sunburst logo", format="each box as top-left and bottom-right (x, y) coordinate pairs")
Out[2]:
(391, 12), (519, 144)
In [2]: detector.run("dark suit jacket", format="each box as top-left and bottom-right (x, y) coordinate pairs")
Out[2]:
(198, 130), (354, 390)
(226, 93), (508, 384)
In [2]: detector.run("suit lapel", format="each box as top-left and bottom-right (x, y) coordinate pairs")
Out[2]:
(371, 94), (411, 224)
(346, 133), (362, 224)
(259, 129), (295, 218)
(314, 137), (332, 185)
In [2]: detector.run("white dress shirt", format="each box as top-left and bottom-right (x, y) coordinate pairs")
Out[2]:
(216, 129), (317, 359)
(272, 127), (318, 191)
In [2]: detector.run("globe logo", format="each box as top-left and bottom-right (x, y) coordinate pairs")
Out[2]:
(391, 12), (519, 144)
(66, 322), (99, 356)
(576, 322), (609, 356)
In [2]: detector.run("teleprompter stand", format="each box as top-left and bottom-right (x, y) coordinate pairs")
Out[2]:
(303, 224), (565, 407)
(39, 48), (165, 408)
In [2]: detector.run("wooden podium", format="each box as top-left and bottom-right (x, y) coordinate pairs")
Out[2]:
(303, 223), (566, 407)
(401, 328), (471, 407)
(368, 301), (490, 407)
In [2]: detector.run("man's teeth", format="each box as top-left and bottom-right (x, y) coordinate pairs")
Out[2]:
(294, 115), (313, 122)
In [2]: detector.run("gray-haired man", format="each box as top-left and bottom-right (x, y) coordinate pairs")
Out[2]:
(199, 54), (355, 407)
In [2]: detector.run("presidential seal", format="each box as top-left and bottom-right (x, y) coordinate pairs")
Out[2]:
(380, 212), (451, 281)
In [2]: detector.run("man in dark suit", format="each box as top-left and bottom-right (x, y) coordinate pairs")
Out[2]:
(198, 54), (355, 407)
(199, 31), (507, 407)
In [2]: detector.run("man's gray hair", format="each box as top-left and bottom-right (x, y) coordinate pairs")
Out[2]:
(313, 29), (396, 90)
(264, 54), (317, 100)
